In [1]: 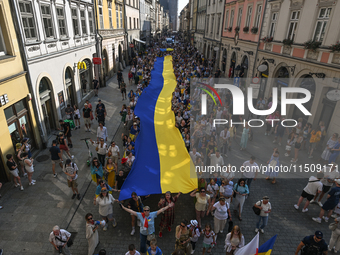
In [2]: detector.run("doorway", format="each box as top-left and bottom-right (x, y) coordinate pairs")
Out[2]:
(39, 77), (56, 136)
(65, 67), (76, 107)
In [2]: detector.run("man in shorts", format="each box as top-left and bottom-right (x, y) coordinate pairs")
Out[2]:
(63, 159), (80, 200)
(49, 140), (63, 178)
(121, 79), (127, 100)
(294, 172), (324, 213)
(93, 76), (99, 96)
(6, 154), (23, 190)
(83, 103), (92, 132)
(59, 120), (73, 148)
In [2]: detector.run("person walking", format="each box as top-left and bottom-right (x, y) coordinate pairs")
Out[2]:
(90, 138), (108, 167)
(147, 239), (162, 255)
(312, 179), (340, 223)
(264, 148), (280, 184)
(309, 126), (322, 158)
(93, 76), (99, 96)
(224, 225), (245, 255)
(121, 79), (127, 100)
(105, 158), (116, 189)
(96, 122), (108, 142)
(295, 231), (328, 255)
(127, 192), (149, 236)
(320, 133), (339, 163)
(294, 172), (324, 213)
(73, 105), (81, 129)
(95, 103), (106, 126)
(85, 213), (99, 255)
(22, 152), (35, 186)
(83, 103), (93, 132)
(108, 141), (120, 169)
(190, 187), (211, 228)
(49, 225), (72, 255)
(49, 140), (63, 177)
(329, 137), (340, 164)
(63, 159), (80, 200)
(94, 187), (117, 231)
(329, 217), (340, 253)
(158, 191), (181, 238)
(175, 219), (192, 254)
(21, 138), (32, 159)
(291, 132), (304, 163)
(6, 154), (23, 190)
(91, 157), (104, 185)
(240, 122), (251, 150)
(59, 120), (73, 148)
(201, 223), (216, 255)
(241, 156), (259, 191)
(117, 70), (123, 89)
(233, 178), (249, 221)
(254, 196), (272, 234)
(311, 164), (339, 207)
(187, 220), (200, 254)
(58, 132), (74, 159)
(121, 203), (173, 254)
(208, 197), (231, 234)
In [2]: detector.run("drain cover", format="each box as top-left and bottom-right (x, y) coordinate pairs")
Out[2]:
(35, 155), (50, 162)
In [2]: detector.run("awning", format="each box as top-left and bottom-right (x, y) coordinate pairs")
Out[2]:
(134, 38), (146, 44)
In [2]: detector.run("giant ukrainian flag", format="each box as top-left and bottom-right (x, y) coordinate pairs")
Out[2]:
(119, 55), (197, 201)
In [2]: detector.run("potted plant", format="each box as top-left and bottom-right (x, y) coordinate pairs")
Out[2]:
(330, 41), (340, 52)
(261, 36), (273, 43)
(251, 27), (258, 34)
(243, 26), (249, 33)
(282, 39), (294, 46)
(304, 40), (321, 52)
(234, 26), (240, 32)
(227, 26), (232, 32)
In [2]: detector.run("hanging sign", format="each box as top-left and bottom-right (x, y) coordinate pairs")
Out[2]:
(93, 58), (102, 65)
(326, 89), (340, 102)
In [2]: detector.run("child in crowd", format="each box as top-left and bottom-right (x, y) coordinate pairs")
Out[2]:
(202, 224), (216, 254)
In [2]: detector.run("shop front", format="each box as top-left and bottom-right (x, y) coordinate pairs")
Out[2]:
(79, 59), (93, 98)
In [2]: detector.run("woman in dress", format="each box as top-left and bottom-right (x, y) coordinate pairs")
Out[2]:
(321, 133), (339, 163)
(265, 148), (280, 184)
(94, 187), (117, 231)
(240, 123), (251, 151)
(85, 213), (99, 255)
(308, 126), (322, 158)
(105, 158), (116, 188)
(224, 225), (245, 255)
(175, 219), (192, 254)
(291, 132), (304, 163)
(190, 187), (211, 228)
(22, 152), (36, 185)
(91, 157), (103, 185)
(233, 178), (249, 221)
(73, 105), (81, 129)
(58, 132), (73, 159)
(329, 137), (340, 164)
(158, 191), (181, 238)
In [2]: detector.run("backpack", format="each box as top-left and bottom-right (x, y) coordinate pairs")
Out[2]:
(64, 163), (78, 174)
(301, 244), (320, 255)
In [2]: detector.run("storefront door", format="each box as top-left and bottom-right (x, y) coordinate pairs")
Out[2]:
(41, 99), (54, 136)
(320, 98), (336, 130)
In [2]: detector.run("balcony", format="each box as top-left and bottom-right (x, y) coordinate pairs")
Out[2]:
(98, 29), (125, 39)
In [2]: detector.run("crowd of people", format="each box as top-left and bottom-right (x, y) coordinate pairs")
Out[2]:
(2, 33), (340, 255)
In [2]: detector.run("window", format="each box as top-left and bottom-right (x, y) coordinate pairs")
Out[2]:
(19, 1), (37, 40)
(287, 11), (300, 41)
(245, 5), (252, 27)
(216, 14), (220, 35)
(206, 16), (209, 33)
(134, 18), (136, 29)
(80, 10), (87, 35)
(254, 5), (262, 28)
(237, 8), (242, 27)
(129, 17), (132, 29)
(0, 24), (6, 56)
(88, 10), (94, 34)
(224, 10), (229, 30)
(116, 6), (119, 28)
(211, 15), (214, 34)
(99, 6), (104, 29)
(230, 10), (234, 28)
(41, 5), (54, 38)
(137, 18), (139, 29)
(120, 6), (123, 28)
(109, 9), (113, 28)
(71, 8), (79, 36)
(133, 0), (135, 7)
(269, 12), (277, 37)
(56, 7), (67, 37)
(313, 8), (331, 42)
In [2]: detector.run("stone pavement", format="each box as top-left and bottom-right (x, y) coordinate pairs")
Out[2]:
(0, 66), (337, 254)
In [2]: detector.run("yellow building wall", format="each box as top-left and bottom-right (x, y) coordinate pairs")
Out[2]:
(95, 0), (122, 29)
(0, 0), (40, 180)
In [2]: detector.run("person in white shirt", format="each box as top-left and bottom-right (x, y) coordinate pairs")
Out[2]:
(49, 225), (72, 254)
(209, 150), (224, 168)
(254, 196), (272, 234)
(108, 141), (120, 169)
(90, 138), (108, 167)
(97, 122), (108, 141)
(126, 152), (135, 167)
(216, 107), (223, 120)
(241, 156), (259, 191)
(220, 127), (231, 156)
(208, 197), (232, 234)
(220, 179), (234, 204)
(189, 148), (201, 163)
(294, 172), (324, 213)
(63, 159), (80, 200)
(311, 163), (339, 207)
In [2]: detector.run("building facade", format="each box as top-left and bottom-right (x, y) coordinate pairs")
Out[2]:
(140, 0), (152, 44)
(159, 0), (178, 31)
(125, 0), (141, 58)
(256, 0), (340, 140)
(12, 0), (96, 143)
(203, 0), (225, 64)
(95, 0), (125, 79)
(0, 0), (40, 182)
(221, 0), (266, 79)
(195, 0), (207, 54)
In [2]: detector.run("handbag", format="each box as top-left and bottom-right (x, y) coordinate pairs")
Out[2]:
(108, 150), (112, 157)
(55, 235), (73, 247)
(329, 222), (337, 231)
(252, 201), (262, 215)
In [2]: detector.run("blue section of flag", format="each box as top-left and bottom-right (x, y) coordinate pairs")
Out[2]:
(258, 235), (277, 254)
(118, 57), (164, 201)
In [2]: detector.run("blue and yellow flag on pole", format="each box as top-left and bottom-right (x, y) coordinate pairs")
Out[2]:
(119, 56), (197, 201)
(258, 235), (277, 255)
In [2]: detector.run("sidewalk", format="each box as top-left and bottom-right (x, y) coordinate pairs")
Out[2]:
(0, 68), (131, 255)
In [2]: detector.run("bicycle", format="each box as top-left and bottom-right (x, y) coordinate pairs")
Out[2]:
(80, 138), (92, 166)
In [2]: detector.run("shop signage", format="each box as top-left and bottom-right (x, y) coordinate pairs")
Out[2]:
(326, 90), (340, 102)
(93, 57), (102, 65)
(0, 94), (9, 106)
(58, 91), (65, 109)
(129, 44), (134, 48)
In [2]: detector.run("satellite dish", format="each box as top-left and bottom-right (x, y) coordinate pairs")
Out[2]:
(257, 64), (268, 72)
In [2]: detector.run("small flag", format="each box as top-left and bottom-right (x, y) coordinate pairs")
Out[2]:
(235, 233), (259, 255)
(258, 235), (277, 255)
